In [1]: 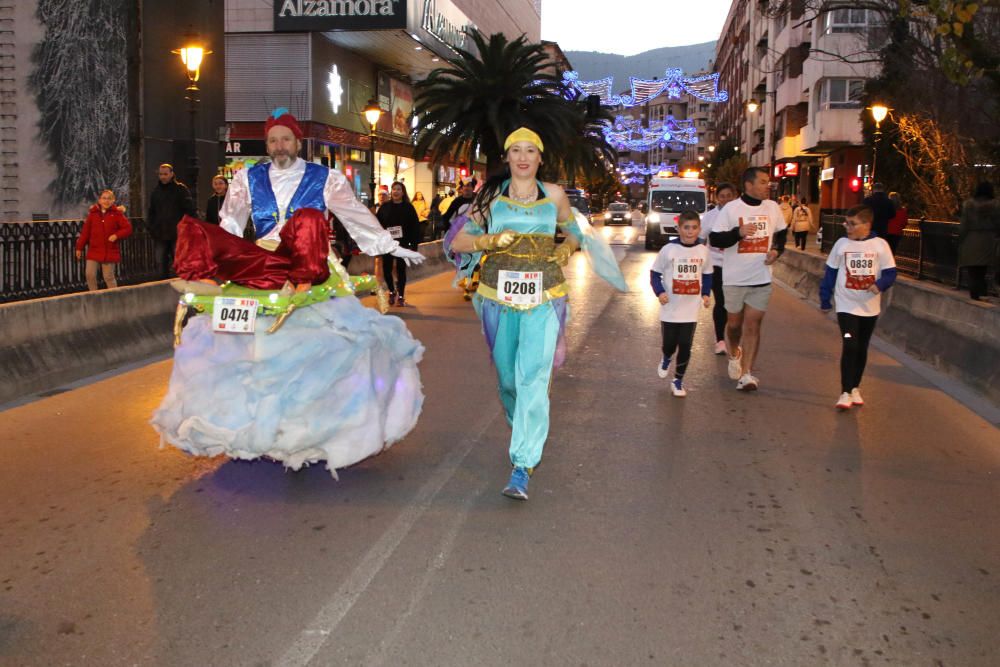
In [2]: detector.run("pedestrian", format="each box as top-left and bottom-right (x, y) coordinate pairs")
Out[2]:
(957, 181), (1000, 301)
(411, 191), (430, 240)
(778, 195), (793, 230)
(886, 192), (908, 254)
(791, 197), (813, 250)
(377, 181), (422, 306)
(147, 163), (195, 278)
(862, 182), (896, 239)
(429, 192), (443, 239)
(442, 178), (476, 235)
(709, 166), (789, 391)
(698, 182), (737, 354)
(820, 205), (897, 410)
(375, 188), (389, 213)
(204, 175), (228, 225)
(651, 209), (713, 396)
(447, 126), (626, 500)
(75, 189), (132, 291)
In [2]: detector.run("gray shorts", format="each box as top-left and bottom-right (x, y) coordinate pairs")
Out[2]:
(723, 283), (773, 313)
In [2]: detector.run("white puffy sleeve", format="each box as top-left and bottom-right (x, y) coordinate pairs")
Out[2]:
(219, 168), (251, 237)
(323, 169), (399, 256)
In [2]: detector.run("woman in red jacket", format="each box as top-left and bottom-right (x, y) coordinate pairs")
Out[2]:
(75, 190), (133, 290)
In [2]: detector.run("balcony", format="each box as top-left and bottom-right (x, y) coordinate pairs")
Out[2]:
(800, 108), (864, 152)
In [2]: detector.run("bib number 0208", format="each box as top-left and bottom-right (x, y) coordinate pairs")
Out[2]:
(497, 269), (543, 307)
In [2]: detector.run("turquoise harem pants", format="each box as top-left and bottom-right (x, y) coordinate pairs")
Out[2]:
(487, 302), (560, 470)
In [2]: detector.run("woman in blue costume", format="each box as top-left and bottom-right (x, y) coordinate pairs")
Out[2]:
(447, 128), (626, 500)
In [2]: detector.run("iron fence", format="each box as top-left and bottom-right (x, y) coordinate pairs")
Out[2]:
(819, 214), (997, 291)
(1, 218), (159, 303)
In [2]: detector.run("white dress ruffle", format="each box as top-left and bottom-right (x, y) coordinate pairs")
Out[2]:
(151, 296), (424, 476)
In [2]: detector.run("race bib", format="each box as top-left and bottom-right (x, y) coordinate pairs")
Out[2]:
(672, 258), (702, 295)
(844, 251), (877, 290)
(497, 269), (543, 307)
(387, 226), (403, 240)
(737, 216), (770, 254)
(212, 297), (258, 333)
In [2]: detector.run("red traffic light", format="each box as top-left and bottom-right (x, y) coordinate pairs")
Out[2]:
(849, 177), (861, 192)
(459, 167), (468, 178)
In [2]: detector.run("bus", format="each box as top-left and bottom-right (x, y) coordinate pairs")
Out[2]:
(644, 175), (707, 250)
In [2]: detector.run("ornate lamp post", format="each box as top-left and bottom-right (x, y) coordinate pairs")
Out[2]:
(363, 98), (383, 206)
(173, 33), (210, 211)
(869, 103), (890, 188)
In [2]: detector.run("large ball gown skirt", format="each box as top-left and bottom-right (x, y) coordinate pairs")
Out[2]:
(151, 296), (424, 477)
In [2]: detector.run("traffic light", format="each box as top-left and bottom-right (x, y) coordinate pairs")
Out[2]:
(459, 166), (468, 179)
(849, 177), (861, 192)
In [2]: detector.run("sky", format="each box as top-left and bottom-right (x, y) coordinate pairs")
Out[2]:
(540, 0), (733, 55)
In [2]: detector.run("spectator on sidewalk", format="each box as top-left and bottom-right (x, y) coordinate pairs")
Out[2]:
(958, 181), (1000, 301)
(791, 197), (814, 250)
(863, 183), (896, 239)
(778, 195), (793, 230)
(147, 164), (195, 278)
(411, 191), (431, 240)
(75, 189), (132, 291)
(886, 192), (908, 254)
(204, 175), (228, 225)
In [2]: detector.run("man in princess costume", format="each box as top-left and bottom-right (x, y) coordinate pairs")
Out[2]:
(172, 108), (423, 292)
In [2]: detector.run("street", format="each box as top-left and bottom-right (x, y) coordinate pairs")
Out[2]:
(1, 240), (998, 666)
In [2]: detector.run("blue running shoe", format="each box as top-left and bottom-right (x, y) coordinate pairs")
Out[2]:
(657, 356), (671, 379)
(502, 466), (530, 500)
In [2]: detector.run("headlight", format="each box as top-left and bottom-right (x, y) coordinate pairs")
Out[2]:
(647, 213), (661, 224)
(604, 212), (612, 220)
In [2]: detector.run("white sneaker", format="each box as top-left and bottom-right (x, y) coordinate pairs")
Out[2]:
(727, 348), (743, 380)
(671, 378), (687, 397)
(736, 373), (758, 391)
(850, 388), (864, 406)
(657, 357), (670, 379)
(836, 392), (853, 410)
(714, 340), (727, 355)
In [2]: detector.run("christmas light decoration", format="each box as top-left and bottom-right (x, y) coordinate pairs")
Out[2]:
(563, 68), (729, 107)
(618, 160), (679, 177)
(603, 114), (697, 152)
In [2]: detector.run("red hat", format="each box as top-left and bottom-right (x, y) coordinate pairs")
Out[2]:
(264, 107), (303, 140)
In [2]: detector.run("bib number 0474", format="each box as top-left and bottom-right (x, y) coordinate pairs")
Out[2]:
(211, 297), (259, 333)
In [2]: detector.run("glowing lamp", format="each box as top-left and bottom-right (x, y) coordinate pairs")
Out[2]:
(849, 177), (861, 192)
(746, 99), (760, 113)
(363, 98), (383, 128)
(870, 104), (889, 125)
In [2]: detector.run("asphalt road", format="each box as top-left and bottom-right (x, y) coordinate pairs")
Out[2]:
(1, 239), (998, 666)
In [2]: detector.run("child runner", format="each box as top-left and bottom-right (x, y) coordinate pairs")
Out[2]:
(650, 209), (713, 397)
(819, 205), (897, 410)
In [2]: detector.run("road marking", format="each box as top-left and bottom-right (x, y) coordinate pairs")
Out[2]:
(275, 412), (497, 667)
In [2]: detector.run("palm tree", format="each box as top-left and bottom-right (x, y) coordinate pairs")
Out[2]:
(414, 30), (588, 177)
(556, 97), (618, 187)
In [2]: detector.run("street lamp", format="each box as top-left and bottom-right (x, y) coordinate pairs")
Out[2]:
(746, 98), (760, 113)
(172, 32), (211, 211)
(363, 97), (383, 205)
(868, 103), (890, 189)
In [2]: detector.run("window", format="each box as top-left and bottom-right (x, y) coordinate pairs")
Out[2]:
(820, 78), (864, 109)
(824, 7), (870, 34)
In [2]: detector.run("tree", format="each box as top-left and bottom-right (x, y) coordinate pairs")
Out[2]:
(413, 30), (600, 178)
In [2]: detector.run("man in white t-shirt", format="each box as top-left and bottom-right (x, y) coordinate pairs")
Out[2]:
(708, 167), (788, 391)
(699, 182), (738, 355)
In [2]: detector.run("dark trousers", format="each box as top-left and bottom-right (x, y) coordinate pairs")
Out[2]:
(793, 230), (808, 250)
(837, 313), (878, 393)
(965, 265), (988, 300)
(382, 254), (407, 296)
(886, 234), (902, 254)
(155, 239), (176, 279)
(711, 264), (726, 343)
(660, 321), (697, 380)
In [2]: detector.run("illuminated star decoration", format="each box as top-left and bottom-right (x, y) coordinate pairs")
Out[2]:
(563, 68), (729, 106)
(603, 114), (698, 153)
(326, 64), (343, 114)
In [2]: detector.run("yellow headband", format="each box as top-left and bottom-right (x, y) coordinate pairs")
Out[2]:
(504, 127), (544, 152)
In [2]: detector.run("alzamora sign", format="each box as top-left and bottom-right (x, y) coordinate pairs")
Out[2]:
(274, 0), (407, 31)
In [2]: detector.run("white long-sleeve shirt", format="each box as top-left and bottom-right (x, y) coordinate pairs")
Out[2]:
(219, 159), (399, 256)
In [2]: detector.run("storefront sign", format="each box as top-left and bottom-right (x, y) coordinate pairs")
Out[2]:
(419, 0), (475, 52)
(275, 0), (407, 31)
(377, 74), (414, 139)
(820, 167), (835, 182)
(784, 162), (799, 177)
(223, 140), (267, 156)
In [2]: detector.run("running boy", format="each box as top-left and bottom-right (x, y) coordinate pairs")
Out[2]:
(819, 205), (897, 410)
(650, 210), (713, 397)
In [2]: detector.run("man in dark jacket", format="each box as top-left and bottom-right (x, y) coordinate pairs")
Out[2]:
(147, 163), (196, 278)
(862, 182), (895, 239)
(441, 178), (477, 234)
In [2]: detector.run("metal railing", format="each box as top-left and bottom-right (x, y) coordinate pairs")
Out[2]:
(1, 219), (159, 303)
(818, 214), (997, 290)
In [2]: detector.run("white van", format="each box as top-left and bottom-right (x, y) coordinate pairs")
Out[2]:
(644, 175), (708, 250)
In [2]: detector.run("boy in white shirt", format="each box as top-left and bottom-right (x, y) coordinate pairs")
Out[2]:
(650, 210), (714, 397)
(709, 167), (788, 391)
(819, 205), (897, 410)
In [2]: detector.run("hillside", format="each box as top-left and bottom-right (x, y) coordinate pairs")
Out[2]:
(565, 42), (717, 85)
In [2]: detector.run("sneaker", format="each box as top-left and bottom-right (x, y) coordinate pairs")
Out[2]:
(850, 388), (864, 406)
(736, 373), (758, 391)
(657, 356), (671, 379)
(502, 467), (530, 500)
(836, 392), (853, 410)
(397, 296), (407, 307)
(727, 347), (743, 380)
(388, 291), (397, 306)
(671, 378), (687, 397)
(714, 340), (727, 355)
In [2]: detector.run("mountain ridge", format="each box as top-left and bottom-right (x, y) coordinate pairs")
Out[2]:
(564, 42), (717, 88)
